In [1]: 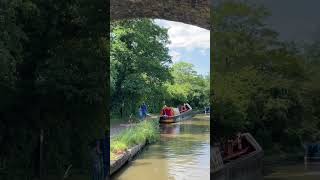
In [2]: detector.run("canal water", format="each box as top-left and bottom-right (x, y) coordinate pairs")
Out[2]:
(264, 162), (320, 180)
(111, 114), (210, 180)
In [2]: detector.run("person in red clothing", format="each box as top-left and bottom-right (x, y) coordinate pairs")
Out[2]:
(165, 107), (172, 116)
(162, 105), (168, 116)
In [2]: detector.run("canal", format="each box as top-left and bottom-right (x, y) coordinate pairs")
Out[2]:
(111, 114), (210, 180)
(264, 162), (320, 180)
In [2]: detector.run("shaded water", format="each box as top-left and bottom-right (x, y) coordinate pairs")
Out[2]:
(264, 162), (320, 180)
(112, 114), (210, 180)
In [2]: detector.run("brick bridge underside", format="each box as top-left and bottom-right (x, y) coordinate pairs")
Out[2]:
(110, 0), (210, 30)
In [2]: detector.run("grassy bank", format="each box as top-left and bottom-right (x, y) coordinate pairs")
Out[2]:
(110, 120), (160, 160)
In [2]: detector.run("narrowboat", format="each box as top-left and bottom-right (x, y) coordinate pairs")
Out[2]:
(159, 103), (193, 123)
(211, 133), (264, 180)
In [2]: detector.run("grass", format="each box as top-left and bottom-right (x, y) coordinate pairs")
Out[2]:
(110, 120), (160, 160)
(110, 116), (138, 126)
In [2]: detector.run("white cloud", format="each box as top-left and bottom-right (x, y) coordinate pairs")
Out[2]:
(200, 49), (208, 56)
(155, 19), (210, 51)
(169, 50), (181, 62)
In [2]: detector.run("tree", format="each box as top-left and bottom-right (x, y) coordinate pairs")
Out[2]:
(0, 0), (108, 178)
(165, 62), (210, 108)
(212, 1), (320, 154)
(110, 19), (172, 117)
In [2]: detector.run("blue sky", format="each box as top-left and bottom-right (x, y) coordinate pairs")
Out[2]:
(154, 19), (210, 76)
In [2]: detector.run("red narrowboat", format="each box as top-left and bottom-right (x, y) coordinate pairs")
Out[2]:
(159, 103), (193, 123)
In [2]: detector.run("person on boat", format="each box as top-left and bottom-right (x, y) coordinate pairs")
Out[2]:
(185, 103), (192, 110)
(141, 102), (148, 119)
(162, 105), (168, 117)
(184, 103), (189, 110)
(180, 104), (186, 112)
(163, 105), (175, 117)
(235, 132), (242, 150)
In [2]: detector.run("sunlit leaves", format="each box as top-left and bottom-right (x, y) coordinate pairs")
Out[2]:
(110, 19), (172, 115)
(165, 62), (210, 107)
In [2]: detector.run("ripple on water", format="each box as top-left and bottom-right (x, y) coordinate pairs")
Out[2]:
(112, 117), (210, 180)
(264, 163), (320, 180)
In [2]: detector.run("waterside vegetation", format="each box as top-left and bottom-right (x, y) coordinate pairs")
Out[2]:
(110, 120), (160, 160)
(212, 1), (320, 157)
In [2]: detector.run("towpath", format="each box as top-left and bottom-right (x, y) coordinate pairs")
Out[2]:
(110, 114), (158, 138)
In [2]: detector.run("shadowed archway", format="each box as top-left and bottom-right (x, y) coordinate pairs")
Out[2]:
(110, 0), (210, 29)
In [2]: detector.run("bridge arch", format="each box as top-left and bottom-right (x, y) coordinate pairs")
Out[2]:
(110, 0), (210, 30)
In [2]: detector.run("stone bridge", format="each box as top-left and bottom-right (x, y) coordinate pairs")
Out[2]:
(110, 0), (210, 30)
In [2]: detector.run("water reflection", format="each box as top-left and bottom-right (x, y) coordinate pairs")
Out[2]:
(264, 162), (320, 180)
(111, 115), (210, 180)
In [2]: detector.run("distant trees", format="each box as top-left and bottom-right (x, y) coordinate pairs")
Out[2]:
(165, 62), (210, 108)
(212, 1), (320, 153)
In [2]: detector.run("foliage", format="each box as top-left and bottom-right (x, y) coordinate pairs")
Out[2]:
(165, 62), (210, 108)
(212, 1), (320, 152)
(0, 0), (108, 179)
(110, 19), (172, 117)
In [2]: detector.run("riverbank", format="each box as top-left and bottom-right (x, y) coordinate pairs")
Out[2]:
(110, 120), (160, 175)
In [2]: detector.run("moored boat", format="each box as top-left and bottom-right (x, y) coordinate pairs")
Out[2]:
(159, 103), (193, 123)
(211, 133), (264, 180)
(221, 133), (255, 162)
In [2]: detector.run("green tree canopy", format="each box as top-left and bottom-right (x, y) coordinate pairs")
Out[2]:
(165, 62), (210, 108)
(110, 19), (172, 117)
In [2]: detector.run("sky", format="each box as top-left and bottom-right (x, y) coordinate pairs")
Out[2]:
(154, 19), (210, 76)
(249, 0), (320, 42)
(213, 0), (320, 42)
